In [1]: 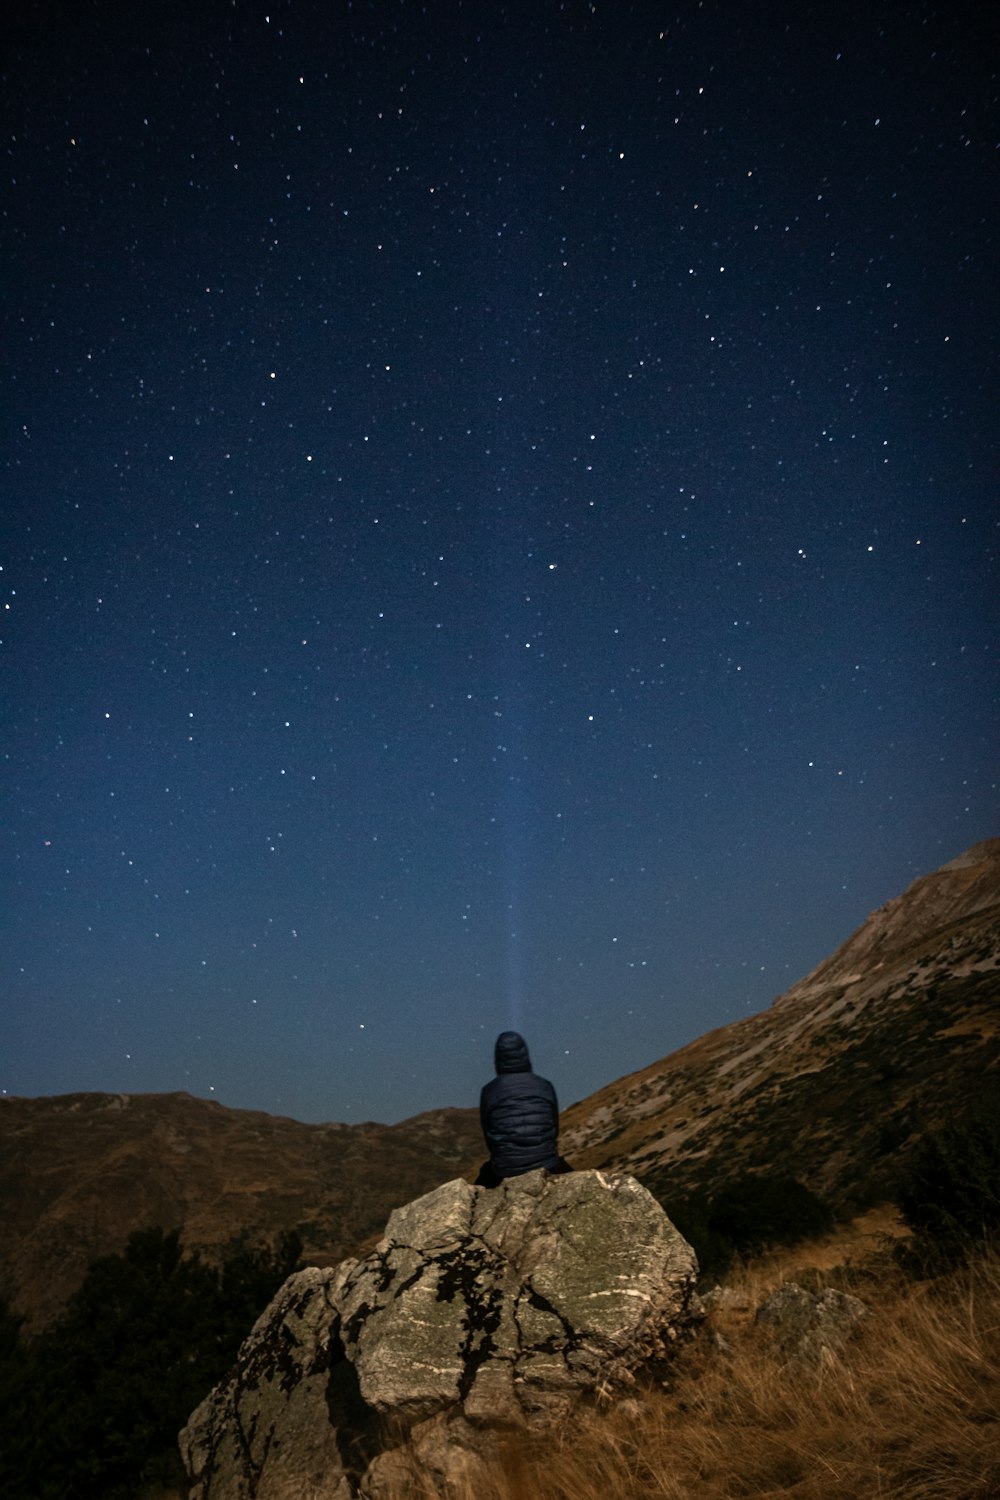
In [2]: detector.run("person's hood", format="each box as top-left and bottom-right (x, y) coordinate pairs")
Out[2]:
(495, 1031), (532, 1074)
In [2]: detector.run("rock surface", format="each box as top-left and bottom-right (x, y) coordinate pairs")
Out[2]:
(180, 1169), (701, 1497)
(755, 1281), (867, 1365)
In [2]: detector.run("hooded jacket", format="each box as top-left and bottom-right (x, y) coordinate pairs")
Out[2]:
(479, 1031), (561, 1178)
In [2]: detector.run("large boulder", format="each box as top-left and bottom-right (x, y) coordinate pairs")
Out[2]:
(180, 1169), (701, 1498)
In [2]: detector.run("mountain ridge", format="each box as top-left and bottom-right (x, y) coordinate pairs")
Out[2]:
(559, 837), (1000, 1211)
(776, 835), (1000, 1002)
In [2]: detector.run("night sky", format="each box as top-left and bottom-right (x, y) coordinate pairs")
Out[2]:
(3, 1), (996, 1126)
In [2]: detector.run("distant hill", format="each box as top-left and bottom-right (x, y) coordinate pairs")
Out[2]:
(0, 1094), (483, 1332)
(560, 838), (1000, 1212)
(2, 838), (997, 1332)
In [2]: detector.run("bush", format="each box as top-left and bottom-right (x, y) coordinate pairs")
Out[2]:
(709, 1174), (834, 1256)
(0, 1226), (302, 1499)
(646, 1173), (834, 1282)
(897, 1101), (1000, 1269)
(650, 1191), (737, 1282)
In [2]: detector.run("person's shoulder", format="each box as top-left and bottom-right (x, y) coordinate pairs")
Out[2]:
(530, 1071), (557, 1095)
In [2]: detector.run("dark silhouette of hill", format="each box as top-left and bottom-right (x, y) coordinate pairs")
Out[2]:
(0, 1094), (482, 1332)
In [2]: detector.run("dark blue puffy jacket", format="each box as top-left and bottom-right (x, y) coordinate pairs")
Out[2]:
(479, 1031), (561, 1178)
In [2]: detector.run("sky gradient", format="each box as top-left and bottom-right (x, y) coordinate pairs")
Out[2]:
(3, 0), (997, 1125)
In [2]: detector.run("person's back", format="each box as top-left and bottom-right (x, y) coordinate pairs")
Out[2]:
(476, 1031), (570, 1185)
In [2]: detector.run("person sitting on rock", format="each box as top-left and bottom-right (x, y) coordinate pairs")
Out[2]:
(475, 1030), (573, 1187)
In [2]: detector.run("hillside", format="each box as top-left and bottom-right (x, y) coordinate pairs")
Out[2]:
(0, 1093), (482, 1332)
(561, 838), (1000, 1211)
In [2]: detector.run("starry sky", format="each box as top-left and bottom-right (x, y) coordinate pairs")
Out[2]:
(2, 0), (996, 1126)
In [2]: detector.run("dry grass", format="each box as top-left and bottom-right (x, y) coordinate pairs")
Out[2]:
(460, 1239), (1000, 1500)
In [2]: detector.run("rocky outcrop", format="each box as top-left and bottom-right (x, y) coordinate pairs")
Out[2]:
(180, 1169), (701, 1498)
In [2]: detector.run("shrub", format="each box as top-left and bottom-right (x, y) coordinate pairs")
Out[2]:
(650, 1191), (737, 1282)
(708, 1174), (834, 1256)
(645, 1173), (833, 1282)
(0, 1226), (301, 1499)
(897, 1100), (1000, 1269)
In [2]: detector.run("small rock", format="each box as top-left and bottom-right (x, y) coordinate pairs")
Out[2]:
(755, 1281), (867, 1365)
